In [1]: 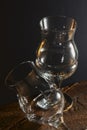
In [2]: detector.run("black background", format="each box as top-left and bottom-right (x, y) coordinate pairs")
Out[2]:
(0, 0), (87, 105)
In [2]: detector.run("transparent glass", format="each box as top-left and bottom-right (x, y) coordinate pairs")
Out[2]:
(5, 16), (78, 130)
(36, 16), (78, 87)
(35, 16), (78, 129)
(5, 61), (66, 129)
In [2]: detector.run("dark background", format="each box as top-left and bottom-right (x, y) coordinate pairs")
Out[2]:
(0, 0), (87, 105)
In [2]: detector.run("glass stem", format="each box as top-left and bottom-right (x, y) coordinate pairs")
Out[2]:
(58, 78), (63, 89)
(54, 76), (63, 89)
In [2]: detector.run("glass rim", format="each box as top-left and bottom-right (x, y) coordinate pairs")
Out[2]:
(39, 15), (77, 31)
(5, 61), (33, 87)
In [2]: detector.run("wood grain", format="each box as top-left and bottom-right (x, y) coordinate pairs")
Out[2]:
(0, 81), (87, 130)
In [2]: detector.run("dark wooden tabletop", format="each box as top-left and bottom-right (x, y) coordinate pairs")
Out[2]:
(0, 81), (87, 130)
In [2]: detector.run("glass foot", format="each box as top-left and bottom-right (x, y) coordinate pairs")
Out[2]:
(64, 93), (73, 112)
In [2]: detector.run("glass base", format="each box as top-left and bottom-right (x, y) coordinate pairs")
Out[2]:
(64, 93), (73, 112)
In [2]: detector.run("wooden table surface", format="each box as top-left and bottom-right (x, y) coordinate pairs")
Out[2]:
(0, 81), (87, 130)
